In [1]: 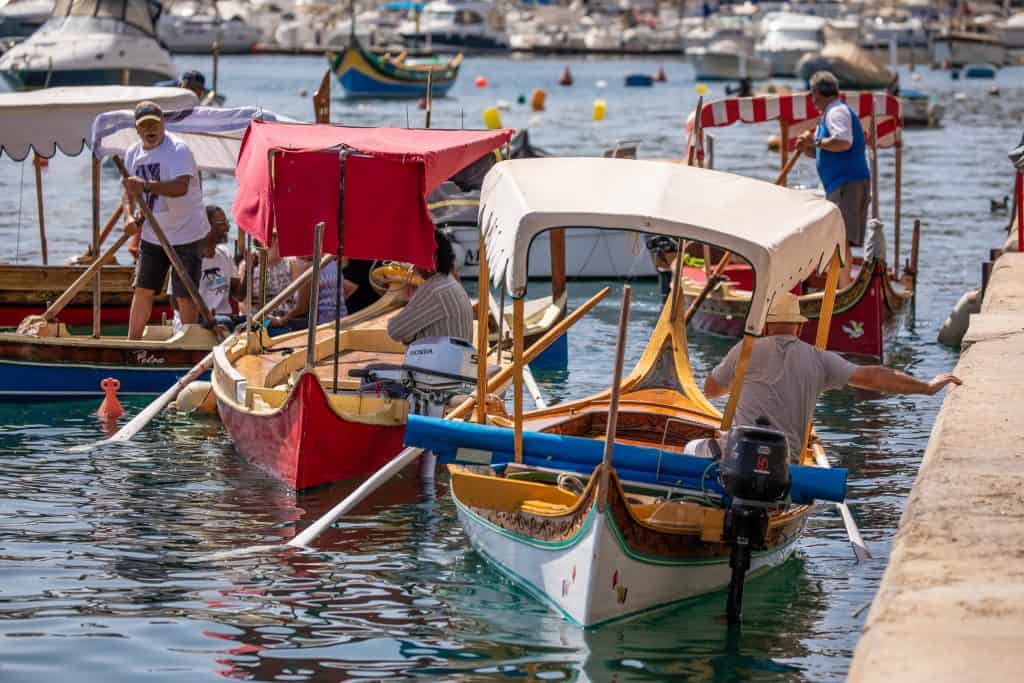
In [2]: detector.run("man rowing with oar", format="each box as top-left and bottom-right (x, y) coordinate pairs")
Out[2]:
(687, 292), (961, 461)
(121, 101), (210, 340)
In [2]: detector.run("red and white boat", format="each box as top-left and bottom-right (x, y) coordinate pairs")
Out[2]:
(212, 121), (570, 489)
(660, 91), (919, 358)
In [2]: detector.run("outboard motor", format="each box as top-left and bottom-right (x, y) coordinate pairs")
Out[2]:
(354, 337), (478, 479)
(719, 417), (791, 624)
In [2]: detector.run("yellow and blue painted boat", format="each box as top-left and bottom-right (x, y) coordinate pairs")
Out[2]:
(327, 41), (462, 99)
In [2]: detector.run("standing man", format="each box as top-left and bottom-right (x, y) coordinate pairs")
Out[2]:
(798, 71), (871, 288)
(122, 101), (210, 340)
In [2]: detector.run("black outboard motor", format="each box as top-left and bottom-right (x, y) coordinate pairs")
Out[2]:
(719, 417), (791, 624)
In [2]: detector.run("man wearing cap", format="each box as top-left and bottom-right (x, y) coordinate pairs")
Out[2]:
(122, 100), (210, 340)
(690, 292), (961, 462)
(179, 70), (209, 103)
(797, 71), (871, 288)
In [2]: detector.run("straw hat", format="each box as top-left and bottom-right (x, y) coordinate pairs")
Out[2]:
(766, 292), (807, 325)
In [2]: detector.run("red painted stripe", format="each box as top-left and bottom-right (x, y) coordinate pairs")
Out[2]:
(752, 96), (767, 122)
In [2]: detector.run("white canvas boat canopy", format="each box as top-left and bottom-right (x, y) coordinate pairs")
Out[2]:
(0, 86), (198, 161)
(480, 158), (846, 336)
(92, 105), (291, 174)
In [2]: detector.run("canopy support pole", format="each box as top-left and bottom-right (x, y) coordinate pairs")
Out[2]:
(513, 296), (525, 463)
(706, 133), (715, 170)
(243, 233), (253, 350)
(798, 250), (841, 463)
(549, 228), (566, 302)
(305, 223), (325, 373)
(668, 239), (685, 324)
(256, 246), (269, 354)
(425, 70), (433, 128)
(720, 334), (754, 432)
(598, 285), (632, 511)
(476, 227), (489, 424)
(33, 153), (47, 265)
(332, 165), (347, 394)
(870, 109), (880, 220)
(894, 137), (902, 279)
(91, 155), (101, 338)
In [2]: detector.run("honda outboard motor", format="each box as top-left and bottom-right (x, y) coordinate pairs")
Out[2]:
(719, 417), (791, 624)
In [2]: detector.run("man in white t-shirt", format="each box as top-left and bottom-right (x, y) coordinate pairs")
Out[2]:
(122, 100), (210, 339)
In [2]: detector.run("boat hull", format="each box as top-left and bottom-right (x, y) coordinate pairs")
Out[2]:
(455, 479), (805, 627)
(331, 45), (458, 99)
(216, 371), (407, 490)
(0, 66), (174, 90)
(692, 52), (771, 81)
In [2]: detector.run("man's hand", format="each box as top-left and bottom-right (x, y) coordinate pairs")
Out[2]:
(123, 175), (146, 197)
(796, 130), (815, 152)
(925, 373), (962, 395)
(123, 219), (140, 237)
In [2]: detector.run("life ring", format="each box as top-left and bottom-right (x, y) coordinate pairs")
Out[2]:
(370, 263), (425, 295)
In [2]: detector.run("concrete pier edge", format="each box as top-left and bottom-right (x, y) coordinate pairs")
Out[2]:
(848, 253), (1024, 681)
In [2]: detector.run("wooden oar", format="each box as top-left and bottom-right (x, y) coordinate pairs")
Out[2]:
(94, 204), (124, 252)
(112, 156), (216, 328)
(281, 285), (611, 550)
(814, 446), (871, 562)
(774, 145), (802, 186)
(683, 253), (732, 325)
(68, 254), (333, 454)
(18, 225), (137, 332)
(487, 294), (546, 409)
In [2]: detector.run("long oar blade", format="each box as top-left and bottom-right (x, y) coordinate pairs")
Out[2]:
(68, 351), (214, 454)
(814, 449), (871, 561)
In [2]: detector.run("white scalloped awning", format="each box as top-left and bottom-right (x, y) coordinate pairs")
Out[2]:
(0, 85), (198, 161)
(480, 157), (846, 336)
(92, 105), (291, 174)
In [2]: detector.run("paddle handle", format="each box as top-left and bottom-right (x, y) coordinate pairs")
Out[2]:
(40, 227), (136, 322)
(774, 149), (802, 186)
(684, 253), (733, 326)
(112, 156), (216, 328)
(598, 285), (632, 510)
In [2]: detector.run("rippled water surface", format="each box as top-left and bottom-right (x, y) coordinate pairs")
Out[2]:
(0, 56), (1019, 681)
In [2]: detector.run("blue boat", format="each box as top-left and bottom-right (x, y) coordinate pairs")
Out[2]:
(963, 62), (998, 79)
(625, 74), (654, 87)
(328, 40), (461, 99)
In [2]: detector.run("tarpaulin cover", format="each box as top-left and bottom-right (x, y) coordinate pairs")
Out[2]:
(232, 120), (513, 267)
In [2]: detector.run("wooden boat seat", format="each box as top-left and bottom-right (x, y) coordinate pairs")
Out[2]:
(520, 499), (574, 515)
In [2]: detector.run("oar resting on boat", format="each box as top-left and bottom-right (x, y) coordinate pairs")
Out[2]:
(68, 255), (334, 454)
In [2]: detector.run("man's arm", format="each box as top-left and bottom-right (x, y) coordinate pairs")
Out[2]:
(704, 374), (729, 399)
(848, 365), (961, 395)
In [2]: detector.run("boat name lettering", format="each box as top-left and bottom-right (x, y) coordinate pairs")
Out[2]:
(133, 350), (165, 365)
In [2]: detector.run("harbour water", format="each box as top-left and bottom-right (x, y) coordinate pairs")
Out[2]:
(0, 56), (1018, 681)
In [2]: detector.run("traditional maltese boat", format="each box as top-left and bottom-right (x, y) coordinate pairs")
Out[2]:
(658, 91), (919, 358)
(213, 121), (577, 490)
(0, 105), (284, 400)
(0, 85), (198, 328)
(401, 157), (851, 627)
(328, 37), (461, 99)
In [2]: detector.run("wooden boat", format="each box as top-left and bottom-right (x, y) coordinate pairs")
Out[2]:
(669, 91), (919, 358)
(400, 157), (851, 626)
(215, 121), (546, 490)
(0, 85), (197, 328)
(327, 38), (461, 99)
(0, 105), (285, 400)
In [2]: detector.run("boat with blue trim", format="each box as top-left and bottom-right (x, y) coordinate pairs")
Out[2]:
(402, 157), (852, 626)
(327, 38), (461, 99)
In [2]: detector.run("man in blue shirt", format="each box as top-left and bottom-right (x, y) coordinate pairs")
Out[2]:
(797, 71), (871, 287)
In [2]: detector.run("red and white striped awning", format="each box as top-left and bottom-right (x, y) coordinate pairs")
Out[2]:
(686, 91), (903, 151)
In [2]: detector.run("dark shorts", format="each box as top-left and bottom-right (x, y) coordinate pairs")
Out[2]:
(134, 239), (203, 298)
(827, 179), (870, 247)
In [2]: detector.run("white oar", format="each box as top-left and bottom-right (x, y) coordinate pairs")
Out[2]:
(814, 447), (871, 562)
(68, 255), (333, 454)
(194, 287), (612, 561)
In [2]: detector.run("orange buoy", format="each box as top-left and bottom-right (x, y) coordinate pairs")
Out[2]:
(655, 65), (666, 82)
(559, 66), (573, 86)
(97, 377), (124, 420)
(474, 75), (488, 88)
(530, 88), (547, 112)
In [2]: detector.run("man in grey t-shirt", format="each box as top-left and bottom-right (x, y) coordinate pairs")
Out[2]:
(695, 292), (961, 462)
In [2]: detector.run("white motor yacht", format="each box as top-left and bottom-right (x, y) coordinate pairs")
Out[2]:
(932, 29), (1007, 68)
(0, 0), (175, 90)
(0, 0), (53, 38)
(157, 0), (260, 53)
(755, 11), (825, 77)
(998, 12), (1024, 50)
(397, 0), (507, 52)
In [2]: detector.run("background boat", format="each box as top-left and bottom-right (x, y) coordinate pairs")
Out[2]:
(328, 37), (461, 98)
(157, 0), (261, 54)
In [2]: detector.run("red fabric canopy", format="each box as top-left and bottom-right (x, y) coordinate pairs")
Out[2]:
(231, 121), (512, 268)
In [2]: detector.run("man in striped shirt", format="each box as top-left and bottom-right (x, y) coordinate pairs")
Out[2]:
(387, 231), (474, 345)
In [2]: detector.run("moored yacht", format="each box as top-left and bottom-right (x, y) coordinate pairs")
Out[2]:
(0, 0), (53, 38)
(397, 0), (507, 52)
(157, 0), (261, 53)
(755, 11), (825, 77)
(0, 0), (175, 89)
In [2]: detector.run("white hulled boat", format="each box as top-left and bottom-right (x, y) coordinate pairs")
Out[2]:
(0, 0), (175, 89)
(157, 0), (260, 53)
(397, 0), (506, 52)
(755, 11), (825, 77)
(0, 0), (53, 38)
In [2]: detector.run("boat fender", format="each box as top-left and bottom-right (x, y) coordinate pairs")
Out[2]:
(530, 88), (546, 112)
(593, 99), (606, 122)
(97, 377), (124, 420)
(171, 381), (217, 415)
(937, 288), (981, 348)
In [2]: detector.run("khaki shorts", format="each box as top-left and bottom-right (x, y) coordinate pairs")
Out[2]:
(827, 179), (870, 247)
